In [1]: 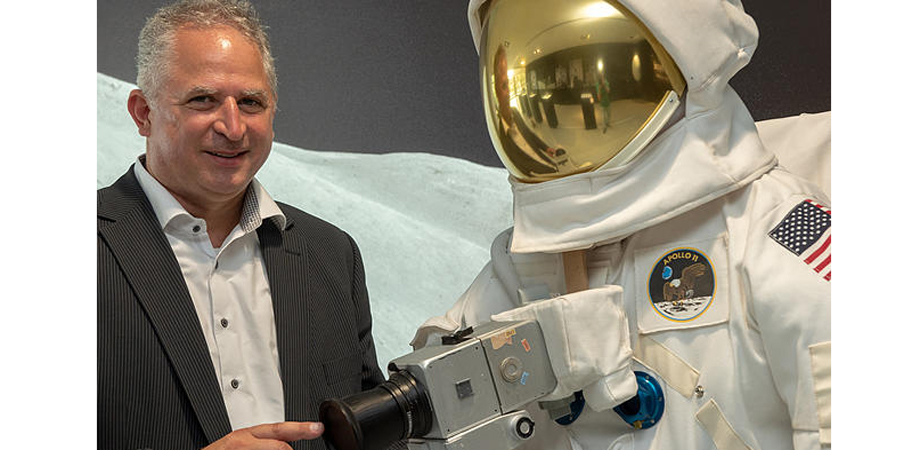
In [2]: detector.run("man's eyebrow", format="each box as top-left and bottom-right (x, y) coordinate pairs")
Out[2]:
(180, 86), (270, 101)
(240, 89), (270, 99)
(184, 86), (219, 97)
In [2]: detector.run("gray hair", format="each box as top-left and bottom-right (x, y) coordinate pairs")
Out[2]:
(136, 0), (277, 103)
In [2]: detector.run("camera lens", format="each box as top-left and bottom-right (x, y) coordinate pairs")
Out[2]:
(320, 370), (432, 450)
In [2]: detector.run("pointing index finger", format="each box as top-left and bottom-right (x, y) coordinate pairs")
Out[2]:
(249, 421), (325, 442)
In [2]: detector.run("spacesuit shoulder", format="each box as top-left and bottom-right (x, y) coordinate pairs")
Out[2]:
(739, 167), (832, 289)
(756, 111), (831, 198)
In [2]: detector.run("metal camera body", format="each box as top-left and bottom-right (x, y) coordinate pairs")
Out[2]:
(392, 320), (557, 450)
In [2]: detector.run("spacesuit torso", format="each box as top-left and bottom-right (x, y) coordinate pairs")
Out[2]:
(413, 87), (831, 450)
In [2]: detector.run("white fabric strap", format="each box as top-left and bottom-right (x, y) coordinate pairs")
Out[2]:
(695, 399), (753, 450)
(633, 335), (700, 398)
(809, 341), (832, 446)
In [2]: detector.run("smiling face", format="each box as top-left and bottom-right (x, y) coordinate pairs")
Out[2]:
(131, 25), (276, 213)
(493, 46), (512, 124)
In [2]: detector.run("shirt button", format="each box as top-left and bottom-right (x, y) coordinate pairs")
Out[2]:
(192, 225), (201, 233)
(220, 318), (229, 328)
(231, 379), (240, 389)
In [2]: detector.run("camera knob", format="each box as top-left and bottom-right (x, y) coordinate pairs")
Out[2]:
(500, 356), (524, 382)
(514, 417), (535, 439)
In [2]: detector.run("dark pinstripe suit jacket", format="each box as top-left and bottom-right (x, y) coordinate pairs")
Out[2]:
(98, 167), (386, 450)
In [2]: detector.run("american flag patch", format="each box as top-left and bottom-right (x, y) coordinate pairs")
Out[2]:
(769, 199), (831, 281)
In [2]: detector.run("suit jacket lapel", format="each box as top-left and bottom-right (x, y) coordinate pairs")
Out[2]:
(258, 216), (315, 423)
(98, 169), (232, 442)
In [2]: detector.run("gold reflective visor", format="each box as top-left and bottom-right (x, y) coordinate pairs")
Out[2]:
(479, 0), (686, 183)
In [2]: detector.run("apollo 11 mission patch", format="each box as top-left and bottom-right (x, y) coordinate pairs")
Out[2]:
(647, 248), (716, 322)
(635, 237), (729, 333)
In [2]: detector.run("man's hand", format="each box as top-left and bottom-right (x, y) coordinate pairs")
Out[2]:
(203, 421), (325, 450)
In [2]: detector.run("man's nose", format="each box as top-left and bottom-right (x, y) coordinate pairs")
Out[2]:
(213, 97), (245, 141)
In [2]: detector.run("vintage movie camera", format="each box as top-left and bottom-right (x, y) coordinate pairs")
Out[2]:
(319, 320), (556, 450)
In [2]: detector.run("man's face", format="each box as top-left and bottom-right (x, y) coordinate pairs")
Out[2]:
(494, 50), (512, 123)
(140, 25), (275, 209)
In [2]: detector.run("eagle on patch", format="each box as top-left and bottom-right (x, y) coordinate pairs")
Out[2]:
(663, 262), (707, 302)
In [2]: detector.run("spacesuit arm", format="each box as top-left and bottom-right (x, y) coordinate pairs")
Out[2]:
(491, 286), (638, 411)
(743, 195), (832, 449)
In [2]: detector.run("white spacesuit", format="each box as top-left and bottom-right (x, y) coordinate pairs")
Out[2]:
(412, 1), (831, 449)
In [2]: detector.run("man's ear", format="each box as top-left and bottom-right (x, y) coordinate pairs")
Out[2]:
(127, 89), (153, 137)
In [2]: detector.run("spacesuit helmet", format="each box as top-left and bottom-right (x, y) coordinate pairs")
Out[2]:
(473, 0), (686, 183)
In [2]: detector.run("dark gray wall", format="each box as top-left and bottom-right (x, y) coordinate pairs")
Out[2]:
(97, 0), (830, 168)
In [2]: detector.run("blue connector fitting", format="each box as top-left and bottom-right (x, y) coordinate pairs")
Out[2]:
(613, 371), (665, 429)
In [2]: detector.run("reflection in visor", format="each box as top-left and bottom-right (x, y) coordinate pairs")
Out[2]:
(480, 0), (686, 183)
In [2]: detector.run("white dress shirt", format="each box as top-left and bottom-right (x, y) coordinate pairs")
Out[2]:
(134, 158), (287, 430)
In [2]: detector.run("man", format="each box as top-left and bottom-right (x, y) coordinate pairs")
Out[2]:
(97, 1), (385, 449)
(491, 45), (565, 177)
(413, 1), (830, 449)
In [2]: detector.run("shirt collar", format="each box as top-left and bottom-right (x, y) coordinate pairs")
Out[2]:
(133, 155), (287, 233)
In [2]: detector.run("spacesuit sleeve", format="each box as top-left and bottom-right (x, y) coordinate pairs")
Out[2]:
(742, 195), (831, 449)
